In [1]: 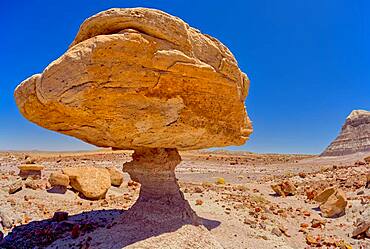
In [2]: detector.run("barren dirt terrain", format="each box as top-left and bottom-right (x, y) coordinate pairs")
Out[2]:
(0, 150), (369, 249)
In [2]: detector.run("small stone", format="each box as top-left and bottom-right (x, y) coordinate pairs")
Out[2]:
(352, 222), (370, 238)
(105, 166), (124, 187)
(356, 190), (364, 195)
(53, 211), (69, 222)
(355, 160), (366, 166)
(261, 235), (268, 240)
(49, 172), (70, 187)
(305, 189), (317, 200)
(194, 186), (203, 193)
(271, 227), (282, 237)
(311, 218), (325, 228)
(195, 199), (203, 205)
(244, 218), (255, 225)
(303, 210), (311, 217)
(271, 180), (296, 197)
(299, 172), (307, 178)
(306, 233), (318, 245)
(300, 223), (309, 228)
(8, 180), (22, 194)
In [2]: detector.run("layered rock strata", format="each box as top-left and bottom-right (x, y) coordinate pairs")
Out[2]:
(322, 110), (370, 156)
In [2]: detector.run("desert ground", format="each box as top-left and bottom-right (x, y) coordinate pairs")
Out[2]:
(0, 149), (368, 249)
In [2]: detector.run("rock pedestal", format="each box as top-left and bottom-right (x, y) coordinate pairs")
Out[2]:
(123, 148), (199, 224)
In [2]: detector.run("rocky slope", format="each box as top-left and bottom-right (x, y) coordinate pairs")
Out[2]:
(321, 110), (370, 156)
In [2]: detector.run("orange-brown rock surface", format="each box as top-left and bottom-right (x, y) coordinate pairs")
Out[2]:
(14, 8), (252, 150)
(62, 167), (111, 200)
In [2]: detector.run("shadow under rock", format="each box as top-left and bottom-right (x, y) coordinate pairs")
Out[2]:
(0, 205), (220, 249)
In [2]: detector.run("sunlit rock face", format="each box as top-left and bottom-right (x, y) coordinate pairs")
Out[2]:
(14, 8), (252, 150)
(321, 110), (370, 156)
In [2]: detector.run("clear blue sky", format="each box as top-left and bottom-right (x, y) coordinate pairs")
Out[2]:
(1, 0), (369, 154)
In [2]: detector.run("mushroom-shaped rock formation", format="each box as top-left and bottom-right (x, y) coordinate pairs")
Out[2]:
(14, 7), (252, 228)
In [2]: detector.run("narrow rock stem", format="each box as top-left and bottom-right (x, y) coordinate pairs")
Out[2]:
(123, 148), (199, 224)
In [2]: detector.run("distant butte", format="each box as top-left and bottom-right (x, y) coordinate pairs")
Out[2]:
(321, 110), (370, 156)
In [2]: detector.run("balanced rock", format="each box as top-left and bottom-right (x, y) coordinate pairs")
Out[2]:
(62, 167), (111, 200)
(105, 166), (124, 187)
(319, 189), (347, 218)
(13, 8), (252, 241)
(14, 8), (252, 151)
(321, 110), (370, 156)
(271, 180), (296, 197)
(18, 164), (43, 180)
(49, 172), (70, 187)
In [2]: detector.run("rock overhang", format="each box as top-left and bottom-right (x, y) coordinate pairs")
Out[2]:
(14, 8), (253, 150)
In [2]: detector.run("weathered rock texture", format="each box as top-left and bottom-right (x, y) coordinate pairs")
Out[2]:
(123, 148), (199, 224)
(13, 8), (252, 242)
(321, 110), (370, 156)
(14, 8), (252, 150)
(106, 166), (124, 187)
(62, 167), (111, 200)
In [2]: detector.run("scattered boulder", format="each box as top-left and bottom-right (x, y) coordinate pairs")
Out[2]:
(0, 208), (21, 229)
(364, 155), (370, 164)
(25, 179), (49, 190)
(18, 164), (43, 180)
(49, 172), (70, 187)
(366, 173), (370, 189)
(314, 187), (336, 203)
(62, 167), (111, 200)
(8, 180), (22, 194)
(319, 189), (347, 218)
(0, 210), (13, 228)
(271, 180), (296, 197)
(105, 166), (124, 187)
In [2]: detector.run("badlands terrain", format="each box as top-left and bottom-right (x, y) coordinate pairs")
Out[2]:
(0, 149), (368, 248)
